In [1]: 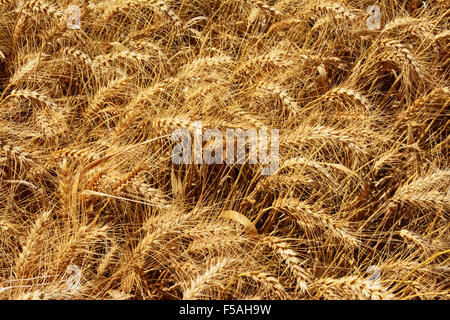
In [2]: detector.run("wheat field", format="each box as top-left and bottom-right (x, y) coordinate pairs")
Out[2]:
(0, 0), (449, 300)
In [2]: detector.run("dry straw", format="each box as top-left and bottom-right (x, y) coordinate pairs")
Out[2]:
(0, 0), (448, 300)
